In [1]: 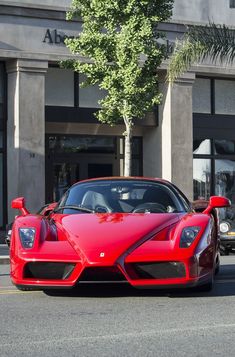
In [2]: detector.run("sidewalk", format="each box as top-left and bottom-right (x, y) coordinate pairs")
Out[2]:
(0, 244), (10, 265)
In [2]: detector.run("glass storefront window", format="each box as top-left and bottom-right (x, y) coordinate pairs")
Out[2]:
(192, 78), (211, 114)
(132, 137), (142, 155)
(193, 159), (211, 200)
(214, 140), (235, 155)
(215, 159), (235, 199)
(49, 135), (116, 153)
(193, 139), (211, 155)
(45, 67), (74, 107)
(0, 153), (2, 226)
(79, 74), (107, 108)
(215, 159), (235, 222)
(215, 79), (235, 115)
(0, 62), (5, 228)
(53, 163), (79, 201)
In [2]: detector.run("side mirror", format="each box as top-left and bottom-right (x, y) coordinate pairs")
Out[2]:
(203, 196), (231, 215)
(11, 197), (30, 216)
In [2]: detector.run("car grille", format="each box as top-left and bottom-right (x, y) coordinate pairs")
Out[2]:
(24, 262), (76, 280)
(78, 266), (127, 282)
(125, 262), (186, 279)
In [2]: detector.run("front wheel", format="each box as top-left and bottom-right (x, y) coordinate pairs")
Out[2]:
(220, 245), (230, 256)
(215, 254), (220, 275)
(196, 268), (214, 292)
(197, 279), (213, 292)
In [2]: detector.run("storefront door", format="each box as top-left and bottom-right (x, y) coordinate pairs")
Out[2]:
(46, 155), (116, 203)
(45, 134), (142, 203)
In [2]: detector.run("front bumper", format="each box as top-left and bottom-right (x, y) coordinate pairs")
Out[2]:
(10, 248), (212, 290)
(220, 233), (235, 251)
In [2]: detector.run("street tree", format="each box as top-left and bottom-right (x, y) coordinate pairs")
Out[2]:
(168, 22), (235, 83)
(63, 0), (174, 176)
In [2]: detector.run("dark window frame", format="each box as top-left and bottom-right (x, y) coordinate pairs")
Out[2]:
(193, 76), (235, 199)
(230, 0), (235, 8)
(0, 62), (7, 229)
(46, 64), (158, 126)
(193, 138), (235, 198)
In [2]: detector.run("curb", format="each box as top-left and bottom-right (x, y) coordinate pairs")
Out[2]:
(0, 244), (10, 265)
(0, 256), (10, 265)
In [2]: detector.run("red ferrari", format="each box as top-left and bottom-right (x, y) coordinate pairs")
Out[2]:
(10, 177), (230, 292)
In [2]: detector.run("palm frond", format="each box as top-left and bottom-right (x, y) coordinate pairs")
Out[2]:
(167, 22), (235, 83)
(167, 38), (206, 83)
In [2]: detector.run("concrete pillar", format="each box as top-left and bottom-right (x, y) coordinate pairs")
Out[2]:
(7, 59), (48, 221)
(159, 72), (195, 200)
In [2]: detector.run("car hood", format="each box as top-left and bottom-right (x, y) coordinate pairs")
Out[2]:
(58, 213), (182, 265)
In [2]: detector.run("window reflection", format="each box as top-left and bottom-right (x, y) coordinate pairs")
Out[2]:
(192, 78), (211, 113)
(215, 159), (235, 221)
(49, 136), (115, 154)
(79, 74), (107, 108)
(53, 163), (79, 202)
(215, 159), (235, 199)
(215, 79), (235, 115)
(0, 154), (2, 226)
(193, 159), (211, 200)
(215, 140), (235, 155)
(193, 139), (211, 155)
(0, 63), (5, 228)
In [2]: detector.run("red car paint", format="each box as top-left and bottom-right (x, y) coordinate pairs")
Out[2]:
(10, 177), (230, 291)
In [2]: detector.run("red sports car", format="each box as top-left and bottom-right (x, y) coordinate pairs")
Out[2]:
(10, 177), (230, 292)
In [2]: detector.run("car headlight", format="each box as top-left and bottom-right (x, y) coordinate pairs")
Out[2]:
(19, 228), (36, 248)
(180, 226), (200, 248)
(219, 222), (230, 234)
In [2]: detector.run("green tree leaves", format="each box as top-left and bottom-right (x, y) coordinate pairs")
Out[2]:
(63, 0), (173, 175)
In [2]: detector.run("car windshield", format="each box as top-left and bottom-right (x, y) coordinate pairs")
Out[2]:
(58, 180), (189, 214)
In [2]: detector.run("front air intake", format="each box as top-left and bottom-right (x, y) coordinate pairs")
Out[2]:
(79, 266), (127, 282)
(126, 262), (186, 280)
(24, 262), (75, 280)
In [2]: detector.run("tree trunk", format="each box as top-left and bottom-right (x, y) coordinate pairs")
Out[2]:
(124, 117), (133, 177)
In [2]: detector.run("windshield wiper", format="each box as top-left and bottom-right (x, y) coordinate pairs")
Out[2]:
(54, 205), (94, 213)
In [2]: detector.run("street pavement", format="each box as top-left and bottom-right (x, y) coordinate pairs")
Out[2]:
(1, 256), (235, 357)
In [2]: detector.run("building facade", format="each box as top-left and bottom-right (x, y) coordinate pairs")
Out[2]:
(0, 0), (235, 228)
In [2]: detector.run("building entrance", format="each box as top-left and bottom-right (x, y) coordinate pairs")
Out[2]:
(46, 134), (143, 203)
(46, 155), (115, 202)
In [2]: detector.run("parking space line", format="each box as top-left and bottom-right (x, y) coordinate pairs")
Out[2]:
(0, 290), (41, 295)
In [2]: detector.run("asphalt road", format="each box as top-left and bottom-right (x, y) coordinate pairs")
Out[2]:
(1, 256), (235, 357)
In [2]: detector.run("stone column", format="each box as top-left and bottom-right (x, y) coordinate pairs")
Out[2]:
(7, 59), (48, 221)
(159, 72), (195, 200)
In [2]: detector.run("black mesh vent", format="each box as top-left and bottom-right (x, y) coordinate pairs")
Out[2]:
(129, 262), (186, 279)
(79, 266), (127, 282)
(24, 262), (75, 280)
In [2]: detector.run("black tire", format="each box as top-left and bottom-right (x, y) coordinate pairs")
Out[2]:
(220, 246), (229, 256)
(215, 256), (220, 275)
(197, 280), (213, 292)
(196, 269), (214, 292)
